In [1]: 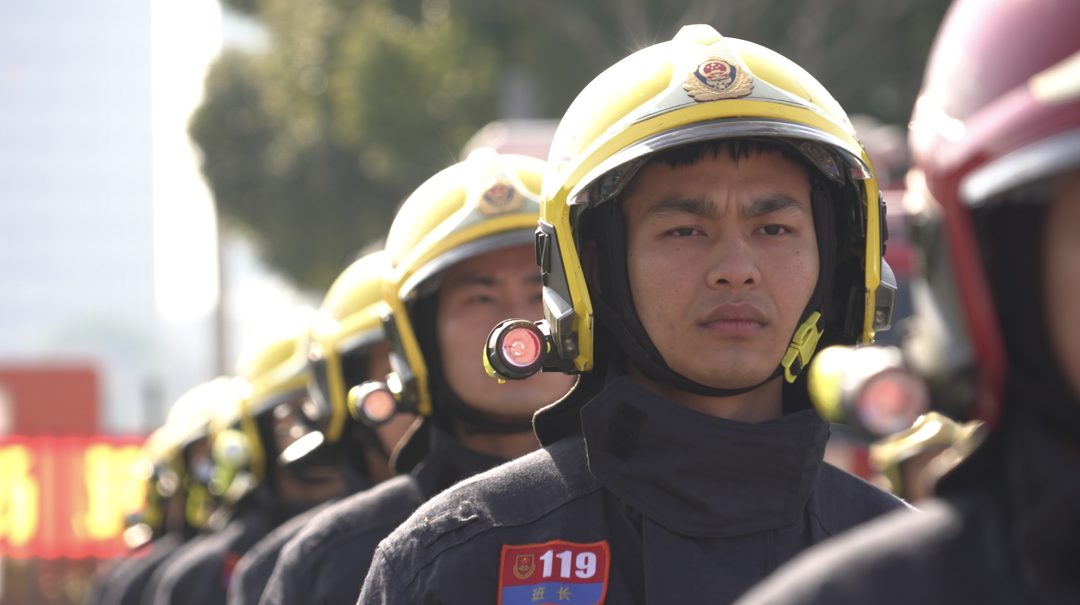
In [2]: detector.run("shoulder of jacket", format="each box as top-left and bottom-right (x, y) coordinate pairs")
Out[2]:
(809, 463), (916, 534)
(737, 499), (976, 605)
(374, 436), (601, 581)
(286, 475), (425, 558)
(240, 508), (313, 565)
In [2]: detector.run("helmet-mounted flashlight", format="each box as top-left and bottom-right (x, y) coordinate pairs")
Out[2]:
(809, 345), (930, 438)
(347, 381), (400, 426)
(484, 319), (551, 381)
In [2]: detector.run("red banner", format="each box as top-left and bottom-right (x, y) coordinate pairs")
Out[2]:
(0, 436), (145, 559)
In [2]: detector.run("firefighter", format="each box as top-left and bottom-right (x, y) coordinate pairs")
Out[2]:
(258, 149), (574, 605)
(144, 318), (345, 605)
(87, 380), (226, 605)
(226, 250), (411, 605)
(732, 0), (1080, 603)
(359, 25), (908, 604)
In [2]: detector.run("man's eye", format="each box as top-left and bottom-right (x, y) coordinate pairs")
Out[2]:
(760, 225), (788, 236)
(670, 227), (697, 237)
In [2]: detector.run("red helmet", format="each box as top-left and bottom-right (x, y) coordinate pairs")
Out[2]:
(905, 0), (1080, 429)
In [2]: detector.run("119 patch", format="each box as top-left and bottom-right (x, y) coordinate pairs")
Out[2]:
(498, 540), (610, 605)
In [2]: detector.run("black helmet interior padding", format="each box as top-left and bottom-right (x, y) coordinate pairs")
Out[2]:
(307, 343), (386, 480)
(411, 292), (535, 435)
(976, 203), (1080, 447)
(338, 345), (393, 462)
(589, 141), (843, 398)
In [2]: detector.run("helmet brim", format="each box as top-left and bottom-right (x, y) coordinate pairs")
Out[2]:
(569, 117), (872, 207)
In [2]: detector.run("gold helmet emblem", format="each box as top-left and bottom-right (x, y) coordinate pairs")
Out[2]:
(476, 177), (524, 215)
(683, 56), (754, 101)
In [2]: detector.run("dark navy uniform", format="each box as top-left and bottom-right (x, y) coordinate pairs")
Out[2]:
(143, 497), (292, 605)
(359, 377), (909, 604)
(259, 427), (506, 605)
(227, 500), (337, 605)
(98, 533), (187, 605)
(732, 408), (1080, 605)
(86, 555), (122, 605)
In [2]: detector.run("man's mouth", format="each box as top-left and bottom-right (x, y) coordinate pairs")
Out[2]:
(698, 303), (768, 336)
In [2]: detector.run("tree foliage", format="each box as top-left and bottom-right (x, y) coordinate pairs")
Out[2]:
(192, 0), (950, 291)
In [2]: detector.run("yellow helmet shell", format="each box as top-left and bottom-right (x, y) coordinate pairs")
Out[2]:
(309, 250), (389, 442)
(383, 149), (545, 416)
(233, 312), (312, 480)
(540, 25), (883, 373)
(160, 377), (237, 459)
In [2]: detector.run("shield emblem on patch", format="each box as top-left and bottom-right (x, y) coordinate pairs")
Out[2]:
(513, 554), (535, 580)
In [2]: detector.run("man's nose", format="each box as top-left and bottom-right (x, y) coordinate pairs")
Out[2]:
(506, 289), (545, 320)
(706, 236), (760, 288)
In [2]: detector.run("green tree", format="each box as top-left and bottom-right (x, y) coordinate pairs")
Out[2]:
(192, 0), (950, 291)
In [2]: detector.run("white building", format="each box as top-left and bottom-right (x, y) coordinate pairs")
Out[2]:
(0, 1), (310, 434)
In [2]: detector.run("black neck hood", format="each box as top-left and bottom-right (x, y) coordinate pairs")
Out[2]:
(581, 376), (830, 538)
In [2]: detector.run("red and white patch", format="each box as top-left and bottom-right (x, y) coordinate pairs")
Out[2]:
(497, 540), (610, 605)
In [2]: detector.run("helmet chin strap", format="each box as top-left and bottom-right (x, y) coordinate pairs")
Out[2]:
(590, 176), (835, 399)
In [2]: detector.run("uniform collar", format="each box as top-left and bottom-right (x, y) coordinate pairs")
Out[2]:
(412, 425), (510, 499)
(581, 376), (830, 538)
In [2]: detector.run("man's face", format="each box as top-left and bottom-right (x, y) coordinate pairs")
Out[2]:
(621, 150), (819, 390)
(437, 244), (575, 420)
(1043, 168), (1080, 400)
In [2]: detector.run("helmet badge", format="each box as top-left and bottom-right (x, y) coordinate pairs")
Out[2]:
(476, 177), (525, 215)
(683, 57), (753, 102)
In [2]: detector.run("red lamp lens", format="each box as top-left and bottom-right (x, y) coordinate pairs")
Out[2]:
(856, 369), (930, 436)
(501, 327), (542, 368)
(362, 389), (397, 423)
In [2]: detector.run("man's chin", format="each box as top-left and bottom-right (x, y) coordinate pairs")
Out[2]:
(679, 362), (780, 391)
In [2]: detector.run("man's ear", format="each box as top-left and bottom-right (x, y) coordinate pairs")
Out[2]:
(581, 240), (601, 296)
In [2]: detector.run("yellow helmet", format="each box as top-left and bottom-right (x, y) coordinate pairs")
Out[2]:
(554, 24), (888, 361)
(382, 149), (545, 418)
(869, 412), (982, 496)
(158, 377), (238, 530)
(233, 313), (313, 482)
(307, 250), (390, 438)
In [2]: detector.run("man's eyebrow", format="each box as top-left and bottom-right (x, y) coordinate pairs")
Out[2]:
(645, 197), (720, 219)
(740, 195), (808, 220)
(446, 273), (498, 290)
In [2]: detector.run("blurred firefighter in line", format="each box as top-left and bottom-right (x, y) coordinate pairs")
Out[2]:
(733, 0), (1080, 603)
(225, 250), (415, 605)
(83, 250), (407, 605)
(138, 313), (358, 605)
(83, 379), (224, 605)
(257, 149), (575, 605)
